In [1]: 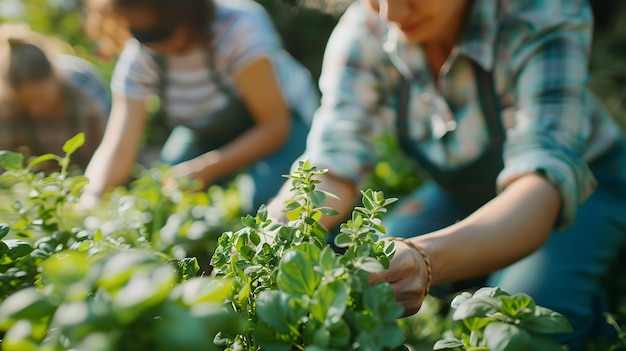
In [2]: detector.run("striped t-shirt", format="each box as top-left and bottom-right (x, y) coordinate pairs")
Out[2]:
(111, 0), (319, 129)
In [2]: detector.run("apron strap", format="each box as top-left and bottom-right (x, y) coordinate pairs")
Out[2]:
(394, 58), (505, 205)
(472, 61), (505, 150)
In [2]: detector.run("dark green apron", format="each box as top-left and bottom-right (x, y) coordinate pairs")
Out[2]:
(152, 49), (255, 151)
(396, 60), (505, 211)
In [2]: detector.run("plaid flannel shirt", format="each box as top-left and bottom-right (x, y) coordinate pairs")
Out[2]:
(301, 0), (622, 228)
(0, 55), (110, 169)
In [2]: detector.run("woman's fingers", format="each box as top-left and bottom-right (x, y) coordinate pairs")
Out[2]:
(368, 240), (429, 316)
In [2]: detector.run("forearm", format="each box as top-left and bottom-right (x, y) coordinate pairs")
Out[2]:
(83, 94), (146, 196)
(193, 120), (290, 183)
(410, 173), (561, 286)
(83, 143), (138, 194)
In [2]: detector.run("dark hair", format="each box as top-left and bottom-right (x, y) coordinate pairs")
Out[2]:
(7, 39), (53, 87)
(113, 0), (215, 41)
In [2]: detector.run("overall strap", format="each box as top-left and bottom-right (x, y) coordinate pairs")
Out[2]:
(395, 59), (504, 164)
(151, 44), (237, 109)
(395, 58), (505, 209)
(152, 52), (168, 110)
(471, 61), (504, 150)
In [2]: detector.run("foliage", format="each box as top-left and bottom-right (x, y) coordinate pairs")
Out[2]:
(211, 160), (406, 350)
(0, 133), (244, 350)
(0, 249), (242, 351)
(434, 287), (573, 351)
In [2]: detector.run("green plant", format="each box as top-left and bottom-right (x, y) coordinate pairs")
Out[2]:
(0, 249), (242, 351)
(211, 160), (406, 350)
(434, 287), (573, 351)
(0, 133), (88, 299)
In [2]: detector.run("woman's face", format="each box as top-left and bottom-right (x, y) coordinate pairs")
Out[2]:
(13, 76), (63, 119)
(364, 0), (471, 44)
(121, 6), (195, 54)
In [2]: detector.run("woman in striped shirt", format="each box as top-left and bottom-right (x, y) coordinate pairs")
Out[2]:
(82, 0), (319, 212)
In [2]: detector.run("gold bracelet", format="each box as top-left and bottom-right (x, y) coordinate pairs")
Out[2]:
(389, 237), (432, 297)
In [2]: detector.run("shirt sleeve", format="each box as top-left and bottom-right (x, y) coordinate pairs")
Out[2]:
(299, 3), (391, 184)
(110, 39), (160, 98)
(60, 55), (112, 118)
(217, 3), (281, 74)
(495, 0), (596, 229)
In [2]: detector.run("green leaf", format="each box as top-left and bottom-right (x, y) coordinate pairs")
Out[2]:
(0, 287), (56, 323)
(473, 287), (510, 299)
(453, 297), (500, 320)
(334, 233), (353, 248)
(433, 338), (464, 350)
(0, 151), (24, 171)
(4, 239), (33, 259)
(463, 317), (492, 331)
(361, 190), (374, 209)
(26, 153), (58, 170)
(256, 291), (293, 334)
(312, 327), (330, 348)
(328, 319), (351, 348)
(310, 280), (349, 325)
(0, 241), (9, 254)
(319, 246), (337, 272)
(308, 190), (326, 207)
(98, 251), (161, 290)
(42, 251), (89, 287)
(171, 277), (236, 306)
(520, 307), (573, 334)
(500, 293), (535, 319)
(112, 265), (176, 323)
(356, 256), (385, 273)
(253, 321), (292, 351)
(451, 291), (474, 309)
(0, 223), (9, 240)
(62, 132), (85, 155)
(284, 200), (302, 212)
(155, 302), (238, 350)
(277, 249), (321, 296)
(529, 334), (569, 351)
(318, 207), (340, 216)
(483, 322), (533, 351)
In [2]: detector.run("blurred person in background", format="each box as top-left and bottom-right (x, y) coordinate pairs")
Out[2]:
(80, 0), (319, 212)
(0, 23), (111, 171)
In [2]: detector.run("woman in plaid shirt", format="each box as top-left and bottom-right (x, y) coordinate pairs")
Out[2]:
(268, 0), (626, 348)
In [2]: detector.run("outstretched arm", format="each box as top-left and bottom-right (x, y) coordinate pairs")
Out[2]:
(82, 93), (148, 206)
(371, 173), (561, 316)
(168, 57), (290, 187)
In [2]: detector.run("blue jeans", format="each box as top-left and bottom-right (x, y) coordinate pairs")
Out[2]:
(159, 116), (309, 213)
(382, 140), (626, 350)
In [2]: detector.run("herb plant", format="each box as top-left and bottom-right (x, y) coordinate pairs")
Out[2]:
(434, 287), (573, 351)
(211, 160), (406, 350)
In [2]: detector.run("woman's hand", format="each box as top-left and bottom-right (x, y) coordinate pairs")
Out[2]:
(168, 156), (219, 189)
(368, 238), (431, 317)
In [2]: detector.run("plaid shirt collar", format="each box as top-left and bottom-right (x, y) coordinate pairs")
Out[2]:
(457, 0), (497, 71)
(383, 0), (497, 75)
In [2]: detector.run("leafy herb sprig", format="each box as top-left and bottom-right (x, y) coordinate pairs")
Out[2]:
(211, 160), (405, 351)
